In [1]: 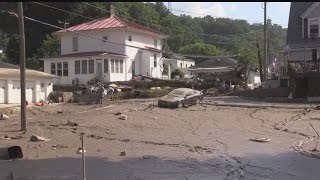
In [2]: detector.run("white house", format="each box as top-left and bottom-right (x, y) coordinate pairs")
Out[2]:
(162, 55), (195, 79)
(0, 61), (56, 104)
(42, 14), (169, 86)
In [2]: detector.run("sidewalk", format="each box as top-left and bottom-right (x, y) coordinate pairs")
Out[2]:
(202, 96), (316, 109)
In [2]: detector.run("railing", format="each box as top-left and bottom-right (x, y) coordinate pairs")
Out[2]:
(288, 60), (320, 74)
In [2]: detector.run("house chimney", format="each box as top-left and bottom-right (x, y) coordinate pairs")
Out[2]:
(110, 3), (115, 17)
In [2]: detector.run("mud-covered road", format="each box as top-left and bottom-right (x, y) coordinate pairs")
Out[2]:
(1, 98), (320, 180)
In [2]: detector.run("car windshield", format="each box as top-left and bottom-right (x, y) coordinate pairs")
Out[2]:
(168, 89), (187, 97)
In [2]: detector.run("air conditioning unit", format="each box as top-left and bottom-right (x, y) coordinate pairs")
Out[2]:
(310, 33), (319, 39)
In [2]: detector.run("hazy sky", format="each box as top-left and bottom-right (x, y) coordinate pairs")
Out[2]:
(166, 2), (290, 28)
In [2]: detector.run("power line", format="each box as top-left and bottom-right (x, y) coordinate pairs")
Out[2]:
(30, 1), (264, 41)
(31, 2), (95, 21)
(24, 3), (261, 47)
(80, 2), (264, 38)
(17, 13), (272, 60)
(12, 13), (237, 58)
(170, 4), (287, 27)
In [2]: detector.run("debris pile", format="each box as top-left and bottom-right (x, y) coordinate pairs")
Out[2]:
(120, 151), (127, 156)
(30, 135), (50, 142)
(119, 114), (128, 120)
(76, 147), (86, 154)
(66, 120), (78, 126)
(0, 114), (9, 120)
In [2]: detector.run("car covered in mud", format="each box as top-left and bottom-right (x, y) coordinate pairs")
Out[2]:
(158, 88), (203, 108)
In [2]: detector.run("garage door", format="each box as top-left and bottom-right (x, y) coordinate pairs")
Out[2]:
(0, 80), (7, 103)
(26, 82), (35, 103)
(11, 80), (21, 103)
(11, 81), (35, 104)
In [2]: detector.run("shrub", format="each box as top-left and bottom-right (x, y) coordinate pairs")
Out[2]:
(171, 69), (185, 79)
(88, 74), (106, 85)
(48, 92), (63, 102)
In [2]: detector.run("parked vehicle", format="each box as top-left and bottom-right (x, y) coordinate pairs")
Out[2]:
(158, 88), (203, 108)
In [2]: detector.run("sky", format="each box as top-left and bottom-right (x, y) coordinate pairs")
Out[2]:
(166, 2), (290, 28)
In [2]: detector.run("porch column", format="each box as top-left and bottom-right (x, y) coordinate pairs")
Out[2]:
(168, 63), (171, 80)
(35, 80), (41, 103)
(125, 59), (128, 81)
(6, 79), (12, 103)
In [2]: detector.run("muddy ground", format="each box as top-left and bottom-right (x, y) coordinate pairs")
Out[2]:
(1, 98), (320, 180)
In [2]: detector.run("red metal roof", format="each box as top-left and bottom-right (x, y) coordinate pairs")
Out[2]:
(57, 15), (166, 37)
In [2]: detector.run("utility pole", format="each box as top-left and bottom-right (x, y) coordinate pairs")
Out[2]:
(263, 2), (267, 81)
(58, 19), (69, 30)
(17, 2), (26, 131)
(81, 133), (86, 180)
(256, 41), (264, 82)
(168, 2), (172, 12)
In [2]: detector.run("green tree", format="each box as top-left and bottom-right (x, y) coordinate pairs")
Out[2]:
(178, 43), (223, 56)
(27, 34), (60, 70)
(36, 34), (60, 58)
(5, 35), (20, 64)
(234, 36), (258, 79)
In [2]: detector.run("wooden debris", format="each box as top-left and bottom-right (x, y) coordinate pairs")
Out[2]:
(249, 138), (270, 142)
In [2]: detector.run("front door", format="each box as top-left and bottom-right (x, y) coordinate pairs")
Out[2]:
(96, 60), (102, 76)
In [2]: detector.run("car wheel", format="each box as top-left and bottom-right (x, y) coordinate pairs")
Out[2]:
(194, 98), (200, 105)
(177, 101), (183, 108)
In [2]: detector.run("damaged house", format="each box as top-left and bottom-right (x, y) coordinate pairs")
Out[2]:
(284, 2), (320, 99)
(188, 56), (241, 89)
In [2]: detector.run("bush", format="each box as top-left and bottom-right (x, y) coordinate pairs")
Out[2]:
(171, 69), (185, 79)
(88, 74), (106, 85)
(48, 92), (63, 102)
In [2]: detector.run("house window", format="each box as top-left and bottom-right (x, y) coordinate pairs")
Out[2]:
(89, 60), (95, 74)
(128, 35), (132, 41)
(115, 59), (119, 73)
(63, 62), (68, 76)
(111, 59), (115, 73)
(312, 49), (318, 61)
(73, 36), (78, 51)
(309, 18), (319, 38)
(154, 39), (157, 48)
(120, 60), (124, 73)
(57, 62), (62, 76)
(50, 62), (56, 75)
(104, 59), (109, 73)
(82, 60), (87, 74)
(153, 54), (157, 67)
(180, 62), (183, 68)
(75, 60), (80, 74)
